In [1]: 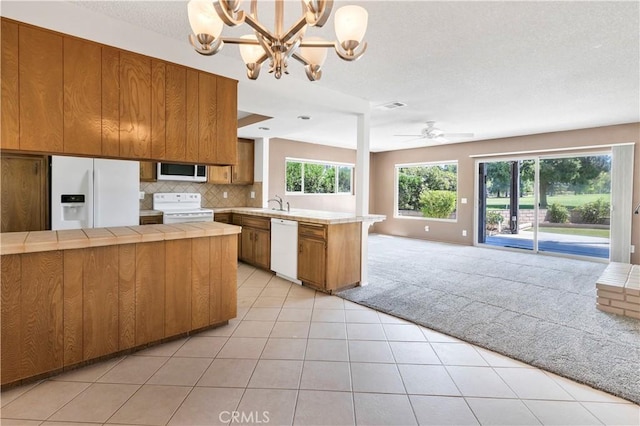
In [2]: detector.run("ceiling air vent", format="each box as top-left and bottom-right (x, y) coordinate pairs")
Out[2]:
(378, 101), (407, 110)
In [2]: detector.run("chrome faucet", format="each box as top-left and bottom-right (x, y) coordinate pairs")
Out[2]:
(268, 195), (283, 211)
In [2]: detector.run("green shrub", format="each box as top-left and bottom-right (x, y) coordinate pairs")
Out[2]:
(548, 202), (569, 223)
(420, 190), (456, 219)
(487, 211), (504, 226)
(575, 198), (610, 224)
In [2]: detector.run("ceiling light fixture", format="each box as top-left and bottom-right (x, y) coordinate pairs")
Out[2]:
(187, 0), (368, 81)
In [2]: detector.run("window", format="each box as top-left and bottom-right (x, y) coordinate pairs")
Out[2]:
(396, 161), (458, 220)
(286, 158), (354, 195)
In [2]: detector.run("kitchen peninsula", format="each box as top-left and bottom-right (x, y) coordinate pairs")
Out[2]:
(0, 222), (240, 387)
(213, 208), (385, 293)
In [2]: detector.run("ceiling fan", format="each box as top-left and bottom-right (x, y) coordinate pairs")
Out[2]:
(395, 121), (474, 143)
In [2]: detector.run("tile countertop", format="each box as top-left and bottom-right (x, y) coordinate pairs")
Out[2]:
(1, 222), (241, 255)
(211, 207), (386, 225)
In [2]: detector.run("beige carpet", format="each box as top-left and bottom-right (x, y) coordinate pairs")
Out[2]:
(338, 234), (640, 404)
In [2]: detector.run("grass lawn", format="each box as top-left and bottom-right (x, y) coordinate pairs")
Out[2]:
(486, 193), (610, 209)
(522, 227), (610, 238)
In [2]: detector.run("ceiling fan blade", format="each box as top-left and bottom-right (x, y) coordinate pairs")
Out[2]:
(394, 134), (423, 137)
(396, 136), (426, 143)
(441, 132), (474, 138)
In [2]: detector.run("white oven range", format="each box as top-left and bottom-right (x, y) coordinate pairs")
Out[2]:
(153, 193), (214, 224)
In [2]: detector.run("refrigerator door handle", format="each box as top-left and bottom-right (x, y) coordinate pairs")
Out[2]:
(87, 165), (95, 229)
(93, 168), (100, 228)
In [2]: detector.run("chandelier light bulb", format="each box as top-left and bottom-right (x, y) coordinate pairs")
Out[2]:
(239, 35), (264, 65)
(188, 0), (224, 39)
(334, 5), (368, 45)
(299, 37), (328, 67)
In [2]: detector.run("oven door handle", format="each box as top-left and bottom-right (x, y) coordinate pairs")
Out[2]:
(167, 214), (211, 219)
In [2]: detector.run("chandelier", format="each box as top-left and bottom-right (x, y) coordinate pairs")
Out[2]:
(187, 0), (368, 81)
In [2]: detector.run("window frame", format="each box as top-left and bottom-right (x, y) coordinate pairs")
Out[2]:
(285, 157), (355, 196)
(394, 160), (459, 222)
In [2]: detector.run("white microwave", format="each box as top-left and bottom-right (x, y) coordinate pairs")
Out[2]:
(157, 163), (208, 182)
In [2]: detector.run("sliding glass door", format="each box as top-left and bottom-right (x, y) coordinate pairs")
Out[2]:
(479, 159), (536, 251)
(536, 155), (611, 258)
(478, 153), (611, 260)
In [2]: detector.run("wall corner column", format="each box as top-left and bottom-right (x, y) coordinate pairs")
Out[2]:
(356, 111), (371, 286)
(254, 137), (270, 208)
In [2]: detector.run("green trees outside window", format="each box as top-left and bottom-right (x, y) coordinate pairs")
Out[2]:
(286, 159), (353, 195)
(397, 162), (458, 220)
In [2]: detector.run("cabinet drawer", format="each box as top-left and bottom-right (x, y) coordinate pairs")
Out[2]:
(231, 214), (242, 226)
(299, 223), (327, 240)
(242, 215), (270, 230)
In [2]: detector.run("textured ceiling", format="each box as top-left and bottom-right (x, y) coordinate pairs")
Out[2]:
(4, 1), (639, 152)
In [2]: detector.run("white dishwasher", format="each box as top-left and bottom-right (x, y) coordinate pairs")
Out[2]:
(270, 218), (302, 284)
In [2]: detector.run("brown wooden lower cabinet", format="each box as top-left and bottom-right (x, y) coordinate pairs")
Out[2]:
(64, 246), (120, 364)
(118, 244), (137, 351)
(191, 237), (211, 329)
(164, 239), (192, 337)
(1, 254), (22, 384)
(0, 234), (237, 386)
(136, 241), (166, 345)
(298, 235), (326, 287)
(237, 214), (270, 270)
(213, 212), (231, 224)
(298, 222), (361, 293)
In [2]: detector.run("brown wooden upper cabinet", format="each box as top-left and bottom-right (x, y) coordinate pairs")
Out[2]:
(19, 25), (64, 153)
(1, 20), (20, 150)
(64, 37), (102, 156)
(101, 47), (121, 157)
(208, 138), (254, 184)
(161, 64), (200, 163)
(119, 52), (152, 159)
(198, 73), (218, 164)
(0, 18), (238, 166)
(216, 76), (238, 165)
(198, 73), (238, 165)
(140, 161), (157, 182)
(163, 64), (185, 161)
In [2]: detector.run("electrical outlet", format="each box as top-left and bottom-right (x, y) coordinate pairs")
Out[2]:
(631, 245), (636, 254)
(138, 191), (145, 200)
(250, 191), (255, 199)
(462, 230), (467, 237)
(461, 198), (468, 204)
(223, 191), (228, 199)
(424, 226), (429, 232)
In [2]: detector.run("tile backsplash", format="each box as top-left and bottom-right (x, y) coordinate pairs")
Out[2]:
(140, 181), (263, 210)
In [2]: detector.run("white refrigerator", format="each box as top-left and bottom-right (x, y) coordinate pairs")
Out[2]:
(51, 156), (140, 230)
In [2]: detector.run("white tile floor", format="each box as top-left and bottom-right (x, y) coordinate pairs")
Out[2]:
(1, 262), (639, 425)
